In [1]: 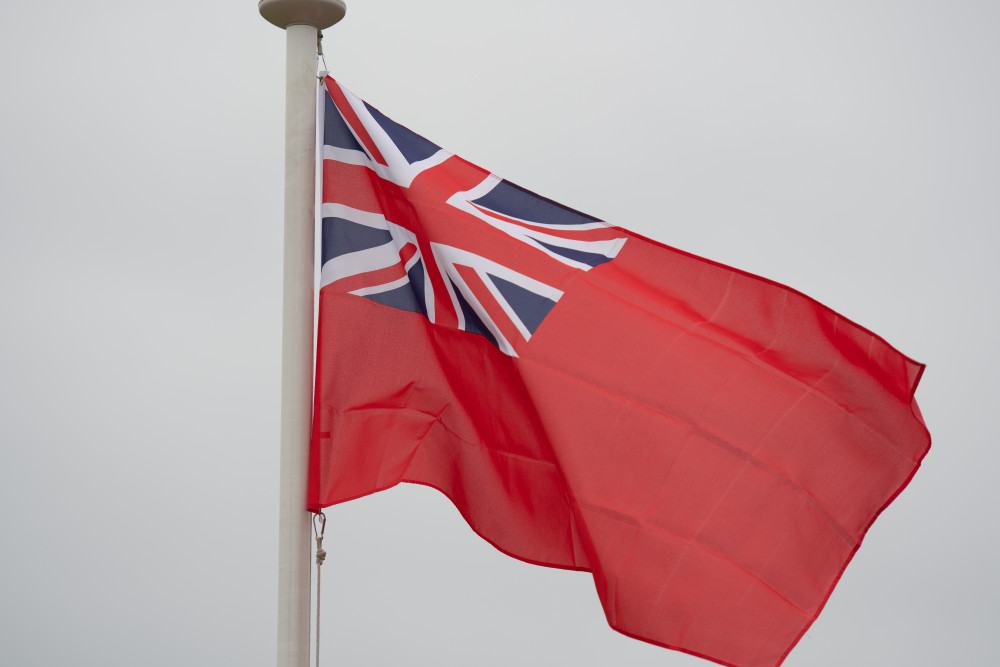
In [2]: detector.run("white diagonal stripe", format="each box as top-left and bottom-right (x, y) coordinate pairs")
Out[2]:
(320, 241), (400, 289)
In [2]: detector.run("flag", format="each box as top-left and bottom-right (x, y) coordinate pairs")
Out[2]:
(308, 76), (930, 667)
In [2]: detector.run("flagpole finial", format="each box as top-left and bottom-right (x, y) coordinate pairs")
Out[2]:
(259, 0), (346, 29)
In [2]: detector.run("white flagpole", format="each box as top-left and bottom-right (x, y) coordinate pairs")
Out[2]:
(258, 2), (346, 667)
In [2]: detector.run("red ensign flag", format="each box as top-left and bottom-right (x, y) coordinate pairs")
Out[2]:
(308, 77), (930, 667)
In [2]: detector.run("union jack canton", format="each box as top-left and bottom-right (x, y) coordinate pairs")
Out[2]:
(319, 78), (627, 357)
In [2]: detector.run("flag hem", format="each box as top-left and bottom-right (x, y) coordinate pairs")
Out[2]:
(307, 478), (592, 573)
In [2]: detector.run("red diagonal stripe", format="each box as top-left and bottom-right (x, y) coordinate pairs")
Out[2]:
(469, 202), (624, 242)
(325, 79), (388, 167)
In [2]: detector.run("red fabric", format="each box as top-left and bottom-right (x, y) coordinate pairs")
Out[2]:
(309, 78), (930, 667)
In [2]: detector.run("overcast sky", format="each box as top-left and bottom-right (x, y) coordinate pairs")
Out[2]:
(1, 1), (997, 665)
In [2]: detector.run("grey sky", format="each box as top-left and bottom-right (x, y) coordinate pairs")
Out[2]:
(1, 1), (997, 665)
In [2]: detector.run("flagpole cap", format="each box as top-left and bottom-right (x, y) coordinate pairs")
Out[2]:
(258, 0), (346, 29)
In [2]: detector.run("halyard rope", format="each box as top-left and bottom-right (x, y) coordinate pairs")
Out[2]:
(313, 511), (327, 667)
(318, 32), (328, 73)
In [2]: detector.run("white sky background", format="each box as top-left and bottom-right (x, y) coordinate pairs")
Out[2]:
(1, 1), (997, 665)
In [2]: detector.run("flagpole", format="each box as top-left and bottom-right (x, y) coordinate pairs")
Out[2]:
(259, 2), (346, 667)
